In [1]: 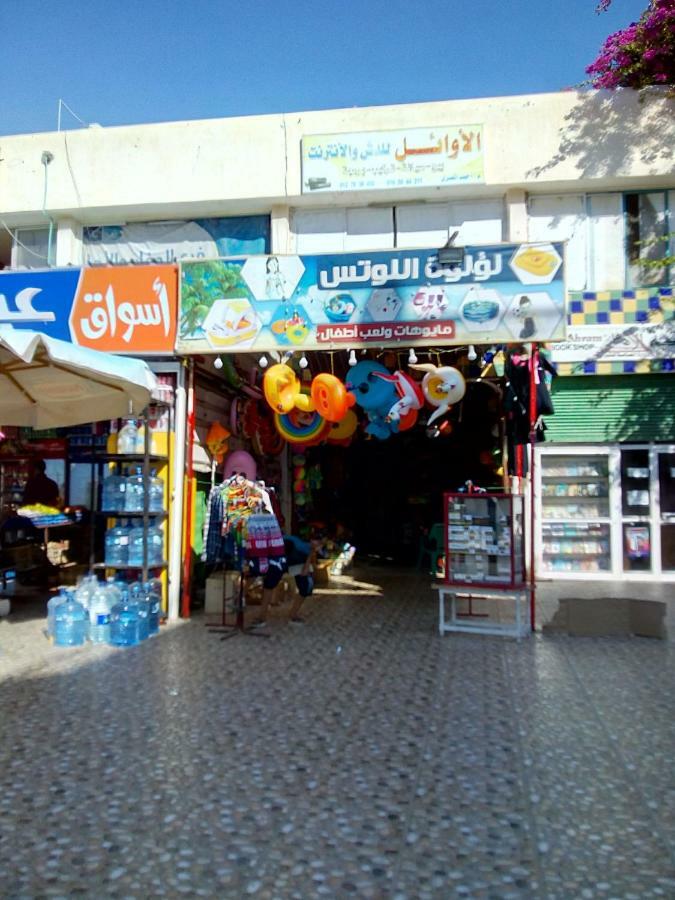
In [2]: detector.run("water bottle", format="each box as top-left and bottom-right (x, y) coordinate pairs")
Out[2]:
(149, 468), (164, 512)
(88, 582), (113, 644)
(47, 590), (68, 638)
(125, 467), (146, 513)
(133, 591), (150, 642)
(102, 470), (126, 511)
(117, 419), (139, 455)
(145, 580), (161, 634)
(74, 575), (95, 614)
(128, 525), (146, 567)
(109, 590), (140, 646)
(54, 597), (88, 646)
(147, 524), (164, 566)
(105, 521), (129, 567)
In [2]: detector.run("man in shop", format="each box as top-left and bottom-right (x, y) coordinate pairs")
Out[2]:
(22, 460), (60, 508)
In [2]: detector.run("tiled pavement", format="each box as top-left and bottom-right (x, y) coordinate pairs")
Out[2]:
(1, 568), (674, 899)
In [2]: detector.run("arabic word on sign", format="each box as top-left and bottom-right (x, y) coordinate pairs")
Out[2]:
(69, 265), (178, 353)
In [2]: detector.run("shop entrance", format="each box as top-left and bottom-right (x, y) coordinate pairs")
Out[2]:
(295, 378), (505, 568)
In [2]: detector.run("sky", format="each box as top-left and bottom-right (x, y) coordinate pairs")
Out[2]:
(3, 0), (648, 136)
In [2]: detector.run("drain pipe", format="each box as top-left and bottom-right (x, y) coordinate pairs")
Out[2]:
(41, 151), (55, 266)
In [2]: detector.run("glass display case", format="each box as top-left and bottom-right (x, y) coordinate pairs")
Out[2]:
(444, 492), (525, 589)
(539, 453), (612, 575)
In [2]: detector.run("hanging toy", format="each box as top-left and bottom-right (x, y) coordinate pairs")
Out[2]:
(373, 371), (425, 428)
(326, 408), (359, 445)
(205, 421), (231, 464)
(310, 373), (355, 423)
(274, 407), (331, 447)
(346, 360), (400, 440)
(410, 364), (466, 426)
(263, 363), (315, 414)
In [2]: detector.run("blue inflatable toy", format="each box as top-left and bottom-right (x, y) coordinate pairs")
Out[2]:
(345, 361), (399, 439)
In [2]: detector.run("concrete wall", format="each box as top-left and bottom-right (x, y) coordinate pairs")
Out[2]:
(1, 89), (673, 226)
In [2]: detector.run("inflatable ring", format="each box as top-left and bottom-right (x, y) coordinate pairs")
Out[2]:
(263, 363), (300, 414)
(274, 408), (331, 446)
(326, 409), (359, 445)
(311, 373), (353, 423)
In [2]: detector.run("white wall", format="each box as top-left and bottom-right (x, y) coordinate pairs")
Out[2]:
(1, 89), (672, 226)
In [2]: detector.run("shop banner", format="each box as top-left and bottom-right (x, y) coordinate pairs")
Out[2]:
(302, 126), (484, 193)
(176, 243), (566, 354)
(82, 216), (271, 266)
(69, 265), (178, 354)
(0, 265), (178, 354)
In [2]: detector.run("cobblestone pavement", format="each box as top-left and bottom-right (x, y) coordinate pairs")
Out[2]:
(1, 567), (674, 899)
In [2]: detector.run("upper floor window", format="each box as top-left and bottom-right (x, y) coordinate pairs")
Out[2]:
(625, 191), (672, 289)
(11, 227), (51, 269)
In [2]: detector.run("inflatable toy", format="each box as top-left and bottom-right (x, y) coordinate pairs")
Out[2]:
(206, 421), (231, 464)
(263, 364), (315, 414)
(326, 409), (359, 445)
(223, 450), (257, 481)
(373, 371), (425, 426)
(310, 373), (355, 423)
(324, 293), (356, 323)
(410, 363), (466, 426)
(274, 408), (331, 447)
(346, 361), (400, 440)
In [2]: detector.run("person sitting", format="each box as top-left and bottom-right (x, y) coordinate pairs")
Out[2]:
(22, 460), (60, 508)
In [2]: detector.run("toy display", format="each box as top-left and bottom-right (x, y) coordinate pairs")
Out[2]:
(205, 421), (231, 464)
(326, 409), (359, 445)
(274, 408), (332, 447)
(373, 370), (425, 430)
(310, 373), (355, 423)
(263, 364), (315, 414)
(345, 360), (400, 440)
(410, 363), (466, 425)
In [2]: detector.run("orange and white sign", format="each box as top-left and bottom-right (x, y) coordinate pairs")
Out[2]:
(69, 265), (178, 354)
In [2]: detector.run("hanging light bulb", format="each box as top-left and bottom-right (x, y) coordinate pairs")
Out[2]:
(213, 356), (223, 370)
(348, 349), (357, 366)
(408, 348), (418, 365)
(467, 345), (477, 362)
(299, 354), (308, 369)
(259, 355), (268, 369)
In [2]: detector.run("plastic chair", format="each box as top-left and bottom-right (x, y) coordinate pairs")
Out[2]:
(416, 523), (445, 575)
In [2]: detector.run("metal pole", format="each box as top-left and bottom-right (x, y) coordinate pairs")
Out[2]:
(167, 376), (186, 622)
(528, 343), (538, 632)
(181, 360), (196, 618)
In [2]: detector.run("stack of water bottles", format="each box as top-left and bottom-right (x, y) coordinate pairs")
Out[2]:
(47, 575), (163, 648)
(102, 466), (165, 569)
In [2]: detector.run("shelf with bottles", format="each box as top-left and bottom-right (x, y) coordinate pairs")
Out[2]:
(541, 502), (610, 520)
(98, 511), (168, 519)
(93, 562), (168, 570)
(541, 483), (608, 499)
(541, 461), (609, 478)
(540, 520), (611, 572)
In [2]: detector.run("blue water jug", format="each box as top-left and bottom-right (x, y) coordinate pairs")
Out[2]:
(145, 580), (162, 634)
(109, 592), (140, 647)
(54, 598), (88, 646)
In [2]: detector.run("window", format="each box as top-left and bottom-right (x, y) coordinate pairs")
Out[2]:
(11, 227), (51, 269)
(624, 191), (672, 288)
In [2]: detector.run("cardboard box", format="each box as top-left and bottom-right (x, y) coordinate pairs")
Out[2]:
(543, 596), (666, 639)
(205, 572), (239, 615)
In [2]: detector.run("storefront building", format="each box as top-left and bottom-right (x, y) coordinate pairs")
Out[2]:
(0, 89), (673, 602)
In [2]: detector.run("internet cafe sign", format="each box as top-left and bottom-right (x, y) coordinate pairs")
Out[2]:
(176, 242), (566, 354)
(0, 265), (177, 354)
(301, 125), (484, 193)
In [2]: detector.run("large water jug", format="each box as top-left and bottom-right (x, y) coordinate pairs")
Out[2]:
(102, 470), (126, 511)
(132, 593), (150, 641)
(109, 591), (140, 646)
(128, 525), (146, 567)
(54, 597), (88, 646)
(147, 524), (164, 566)
(74, 575), (96, 613)
(125, 467), (146, 513)
(117, 419), (139, 455)
(89, 582), (113, 644)
(145, 580), (162, 634)
(105, 522), (129, 567)
(149, 468), (164, 512)
(47, 590), (68, 638)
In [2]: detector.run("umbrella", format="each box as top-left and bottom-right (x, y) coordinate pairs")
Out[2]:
(0, 327), (160, 428)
